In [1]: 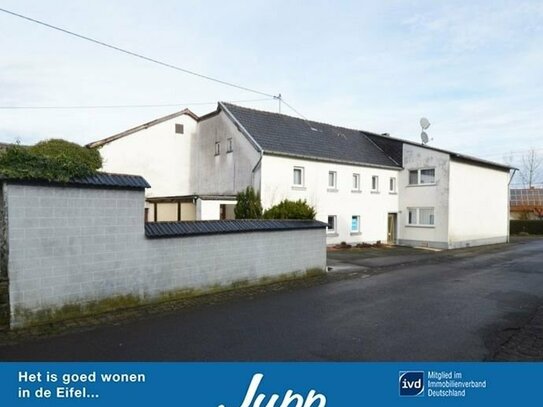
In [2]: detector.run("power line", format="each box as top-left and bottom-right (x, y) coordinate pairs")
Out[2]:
(0, 7), (279, 99)
(0, 98), (275, 110)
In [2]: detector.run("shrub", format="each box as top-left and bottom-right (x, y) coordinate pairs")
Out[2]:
(0, 139), (102, 183)
(234, 186), (262, 219)
(31, 139), (102, 171)
(263, 199), (316, 220)
(510, 220), (543, 235)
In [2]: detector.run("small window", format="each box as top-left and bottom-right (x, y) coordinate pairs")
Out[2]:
(327, 215), (337, 233)
(408, 208), (418, 225)
(328, 171), (337, 189)
(351, 215), (360, 233)
(409, 170), (418, 185)
(175, 123), (184, 134)
(371, 175), (379, 191)
(226, 138), (233, 153)
(214, 141), (220, 156)
(419, 208), (435, 225)
(409, 168), (436, 185)
(420, 169), (435, 184)
(389, 177), (396, 192)
(352, 173), (360, 191)
(408, 207), (435, 226)
(293, 167), (304, 186)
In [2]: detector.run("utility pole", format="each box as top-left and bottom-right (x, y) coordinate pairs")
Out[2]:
(275, 93), (282, 113)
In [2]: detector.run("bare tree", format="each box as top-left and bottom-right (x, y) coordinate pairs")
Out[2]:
(517, 148), (542, 188)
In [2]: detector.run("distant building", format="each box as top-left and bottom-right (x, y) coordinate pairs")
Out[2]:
(510, 188), (543, 220)
(89, 102), (514, 249)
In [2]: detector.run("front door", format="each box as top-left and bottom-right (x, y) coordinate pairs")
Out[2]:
(387, 213), (397, 244)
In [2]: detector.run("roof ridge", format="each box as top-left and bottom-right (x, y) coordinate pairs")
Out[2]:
(86, 108), (199, 148)
(221, 102), (379, 135)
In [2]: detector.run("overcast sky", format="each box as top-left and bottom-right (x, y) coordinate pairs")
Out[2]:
(1, 1), (542, 167)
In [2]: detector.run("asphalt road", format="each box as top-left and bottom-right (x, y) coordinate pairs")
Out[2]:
(1, 238), (542, 361)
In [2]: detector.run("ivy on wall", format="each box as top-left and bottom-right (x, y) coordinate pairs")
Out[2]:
(0, 139), (102, 183)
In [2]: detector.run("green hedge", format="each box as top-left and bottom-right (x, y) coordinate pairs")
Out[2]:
(0, 139), (102, 183)
(263, 199), (316, 220)
(510, 220), (543, 235)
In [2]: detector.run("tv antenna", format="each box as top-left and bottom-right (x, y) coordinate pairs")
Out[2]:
(419, 117), (432, 145)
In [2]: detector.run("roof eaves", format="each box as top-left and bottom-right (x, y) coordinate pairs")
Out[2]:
(263, 150), (402, 170)
(219, 102), (263, 153)
(86, 108), (199, 148)
(364, 131), (515, 172)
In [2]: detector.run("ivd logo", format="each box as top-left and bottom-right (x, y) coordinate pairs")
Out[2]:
(399, 371), (424, 397)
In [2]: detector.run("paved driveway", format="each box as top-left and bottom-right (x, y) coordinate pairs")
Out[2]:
(0, 238), (542, 361)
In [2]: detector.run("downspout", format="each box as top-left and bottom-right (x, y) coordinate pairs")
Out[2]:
(252, 151), (263, 192)
(507, 168), (518, 243)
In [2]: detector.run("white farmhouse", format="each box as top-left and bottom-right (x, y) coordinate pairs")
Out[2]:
(89, 102), (513, 249)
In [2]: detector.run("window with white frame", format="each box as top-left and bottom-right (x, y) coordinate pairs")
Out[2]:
(214, 141), (220, 156)
(389, 177), (397, 192)
(226, 138), (233, 153)
(371, 175), (379, 191)
(351, 215), (360, 233)
(407, 207), (435, 226)
(328, 171), (337, 189)
(293, 167), (304, 186)
(408, 168), (435, 185)
(327, 215), (337, 233)
(352, 173), (360, 191)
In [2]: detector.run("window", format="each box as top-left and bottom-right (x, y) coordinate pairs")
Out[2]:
(409, 170), (418, 185)
(409, 168), (435, 185)
(226, 138), (233, 153)
(352, 173), (360, 191)
(389, 177), (396, 192)
(293, 167), (304, 186)
(175, 123), (184, 134)
(328, 171), (337, 189)
(327, 215), (337, 233)
(351, 215), (360, 233)
(214, 141), (220, 156)
(371, 175), (379, 191)
(408, 209), (417, 225)
(407, 207), (435, 226)
(419, 208), (435, 225)
(420, 169), (435, 184)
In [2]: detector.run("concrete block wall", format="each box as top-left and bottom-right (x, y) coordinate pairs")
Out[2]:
(4, 183), (326, 328)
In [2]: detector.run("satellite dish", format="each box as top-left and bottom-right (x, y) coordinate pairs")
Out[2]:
(420, 117), (431, 130)
(421, 131), (429, 145)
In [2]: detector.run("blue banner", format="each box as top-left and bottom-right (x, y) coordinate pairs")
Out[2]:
(0, 362), (539, 406)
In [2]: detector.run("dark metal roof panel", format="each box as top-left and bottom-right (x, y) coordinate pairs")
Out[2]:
(145, 219), (327, 238)
(72, 173), (151, 188)
(2, 172), (150, 189)
(221, 103), (401, 169)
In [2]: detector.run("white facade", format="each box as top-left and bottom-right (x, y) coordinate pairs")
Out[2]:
(448, 160), (509, 248)
(97, 112), (197, 198)
(90, 104), (512, 249)
(398, 143), (510, 248)
(260, 154), (399, 244)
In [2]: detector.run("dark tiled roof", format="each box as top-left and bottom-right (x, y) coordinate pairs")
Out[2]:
(221, 103), (401, 169)
(364, 133), (403, 166)
(365, 132), (513, 172)
(2, 172), (150, 189)
(145, 219), (327, 238)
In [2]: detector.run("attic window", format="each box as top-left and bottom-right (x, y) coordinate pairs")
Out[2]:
(175, 124), (184, 134)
